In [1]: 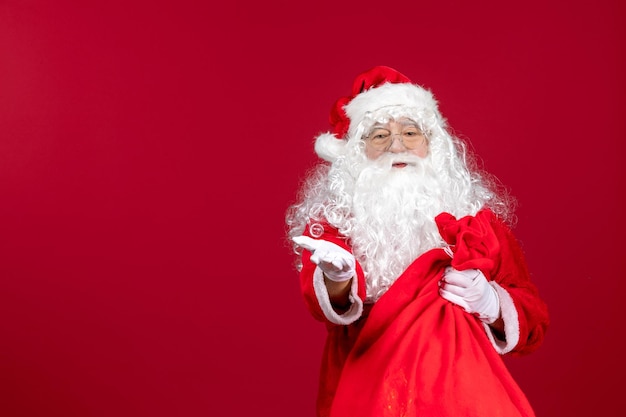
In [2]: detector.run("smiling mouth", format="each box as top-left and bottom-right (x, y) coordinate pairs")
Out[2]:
(392, 162), (409, 168)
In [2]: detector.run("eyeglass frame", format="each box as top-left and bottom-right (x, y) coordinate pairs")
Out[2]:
(362, 124), (428, 152)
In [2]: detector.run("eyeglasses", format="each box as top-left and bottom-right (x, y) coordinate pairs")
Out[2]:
(364, 126), (427, 151)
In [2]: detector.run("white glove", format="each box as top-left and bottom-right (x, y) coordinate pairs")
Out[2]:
(439, 267), (500, 324)
(292, 236), (356, 282)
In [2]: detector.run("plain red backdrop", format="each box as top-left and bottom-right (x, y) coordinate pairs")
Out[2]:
(1, 1), (624, 416)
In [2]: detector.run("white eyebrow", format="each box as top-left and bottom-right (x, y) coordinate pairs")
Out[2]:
(397, 119), (420, 128)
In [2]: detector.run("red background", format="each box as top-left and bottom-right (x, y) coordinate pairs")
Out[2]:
(1, 1), (624, 416)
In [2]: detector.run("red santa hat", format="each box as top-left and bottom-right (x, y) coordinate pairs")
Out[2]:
(315, 66), (444, 162)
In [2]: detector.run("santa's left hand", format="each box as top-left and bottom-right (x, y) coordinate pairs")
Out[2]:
(439, 267), (500, 324)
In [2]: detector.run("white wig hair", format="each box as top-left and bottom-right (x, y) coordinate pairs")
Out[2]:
(286, 81), (515, 296)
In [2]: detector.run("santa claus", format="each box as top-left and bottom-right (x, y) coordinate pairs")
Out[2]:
(286, 66), (549, 417)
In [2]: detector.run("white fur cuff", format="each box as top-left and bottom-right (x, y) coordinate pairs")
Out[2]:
(312, 266), (363, 325)
(482, 282), (520, 354)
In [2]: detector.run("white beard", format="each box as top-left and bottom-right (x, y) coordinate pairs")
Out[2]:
(347, 153), (450, 301)
(286, 135), (501, 301)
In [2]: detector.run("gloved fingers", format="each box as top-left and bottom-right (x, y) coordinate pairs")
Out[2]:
(293, 236), (352, 262)
(317, 252), (343, 269)
(317, 260), (335, 272)
(330, 257), (347, 271)
(311, 249), (345, 268)
(440, 267), (499, 322)
(293, 235), (355, 280)
(320, 251), (343, 269)
(329, 254), (355, 271)
(292, 235), (320, 252)
(322, 255), (355, 281)
(309, 247), (330, 264)
(444, 266), (479, 276)
(439, 280), (471, 297)
(444, 266), (479, 279)
(439, 289), (471, 312)
(444, 268), (486, 287)
(441, 272), (473, 288)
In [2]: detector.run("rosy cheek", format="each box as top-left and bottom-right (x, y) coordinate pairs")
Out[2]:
(365, 147), (383, 160)
(410, 147), (428, 158)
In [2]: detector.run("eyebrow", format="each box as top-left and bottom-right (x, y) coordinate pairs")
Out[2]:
(397, 119), (420, 127)
(370, 122), (420, 131)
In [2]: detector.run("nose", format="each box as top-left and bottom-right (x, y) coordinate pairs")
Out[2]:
(387, 134), (406, 153)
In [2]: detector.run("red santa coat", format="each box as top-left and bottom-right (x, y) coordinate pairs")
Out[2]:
(299, 210), (549, 417)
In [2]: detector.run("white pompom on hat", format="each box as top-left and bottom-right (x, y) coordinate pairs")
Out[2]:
(314, 66), (444, 162)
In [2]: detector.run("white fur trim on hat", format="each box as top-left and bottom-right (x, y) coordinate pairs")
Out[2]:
(345, 82), (441, 139)
(314, 132), (347, 163)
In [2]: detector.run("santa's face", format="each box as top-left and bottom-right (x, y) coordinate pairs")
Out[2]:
(347, 138), (444, 301)
(363, 118), (429, 162)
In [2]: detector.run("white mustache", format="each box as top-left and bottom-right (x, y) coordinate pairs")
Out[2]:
(371, 152), (425, 168)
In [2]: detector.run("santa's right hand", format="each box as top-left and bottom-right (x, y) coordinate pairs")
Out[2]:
(292, 236), (356, 282)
